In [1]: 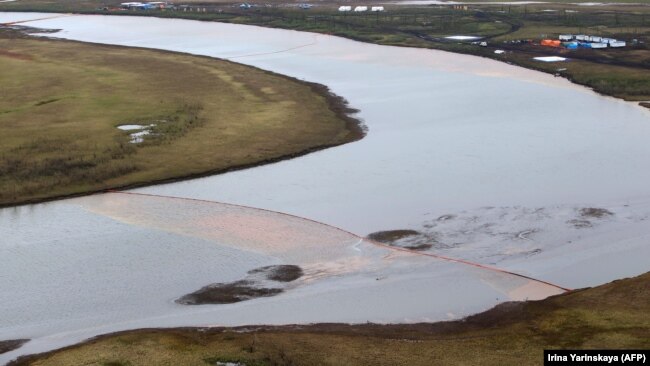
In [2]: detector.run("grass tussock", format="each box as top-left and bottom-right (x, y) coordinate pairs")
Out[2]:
(10, 272), (650, 366)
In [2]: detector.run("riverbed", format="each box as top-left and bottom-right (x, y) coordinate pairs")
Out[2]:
(1, 12), (649, 364)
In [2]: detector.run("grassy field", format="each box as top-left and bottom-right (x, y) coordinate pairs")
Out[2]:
(3, 1), (648, 103)
(0, 29), (360, 206)
(9, 272), (649, 366)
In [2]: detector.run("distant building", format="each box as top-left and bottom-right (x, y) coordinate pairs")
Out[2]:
(556, 34), (625, 49)
(354, 6), (368, 12)
(148, 1), (165, 9)
(371, 6), (384, 12)
(121, 1), (166, 9)
(120, 2), (143, 9)
(563, 41), (578, 49)
(338, 5), (352, 11)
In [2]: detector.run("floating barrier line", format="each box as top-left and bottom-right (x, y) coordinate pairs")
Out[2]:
(0, 14), (75, 26)
(107, 190), (571, 292)
(227, 34), (318, 60)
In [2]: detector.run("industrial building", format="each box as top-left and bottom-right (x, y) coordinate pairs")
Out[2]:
(553, 34), (626, 48)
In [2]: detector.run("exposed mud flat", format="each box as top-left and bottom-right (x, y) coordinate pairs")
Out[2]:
(177, 265), (304, 305)
(367, 230), (433, 250)
(248, 265), (303, 282)
(579, 207), (613, 218)
(367, 230), (420, 243)
(177, 281), (284, 305)
(361, 203), (648, 287)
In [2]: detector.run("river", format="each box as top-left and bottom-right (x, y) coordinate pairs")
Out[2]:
(1, 12), (649, 363)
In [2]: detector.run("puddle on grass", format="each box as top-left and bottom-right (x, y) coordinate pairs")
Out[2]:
(117, 124), (154, 131)
(116, 124), (157, 143)
(445, 35), (482, 40)
(533, 56), (567, 62)
(128, 130), (151, 143)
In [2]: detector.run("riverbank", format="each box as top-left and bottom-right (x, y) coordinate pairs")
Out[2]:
(1, 1), (649, 107)
(0, 27), (362, 207)
(9, 272), (649, 366)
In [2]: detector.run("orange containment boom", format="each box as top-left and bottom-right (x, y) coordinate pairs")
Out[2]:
(541, 39), (562, 47)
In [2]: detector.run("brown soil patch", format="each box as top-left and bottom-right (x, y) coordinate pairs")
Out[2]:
(367, 230), (421, 243)
(579, 207), (614, 218)
(248, 265), (303, 282)
(0, 49), (32, 61)
(403, 243), (433, 251)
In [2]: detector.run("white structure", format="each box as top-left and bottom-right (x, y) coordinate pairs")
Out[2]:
(591, 43), (607, 49)
(371, 6), (384, 11)
(533, 56), (567, 62)
(575, 35), (587, 41)
(602, 38), (617, 44)
(558, 34), (573, 41)
(609, 41), (626, 48)
(121, 2), (143, 7)
(354, 6), (368, 12)
(590, 36), (602, 43)
(338, 5), (351, 11)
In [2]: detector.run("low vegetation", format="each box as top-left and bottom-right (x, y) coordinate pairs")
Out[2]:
(0, 29), (361, 206)
(10, 272), (650, 365)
